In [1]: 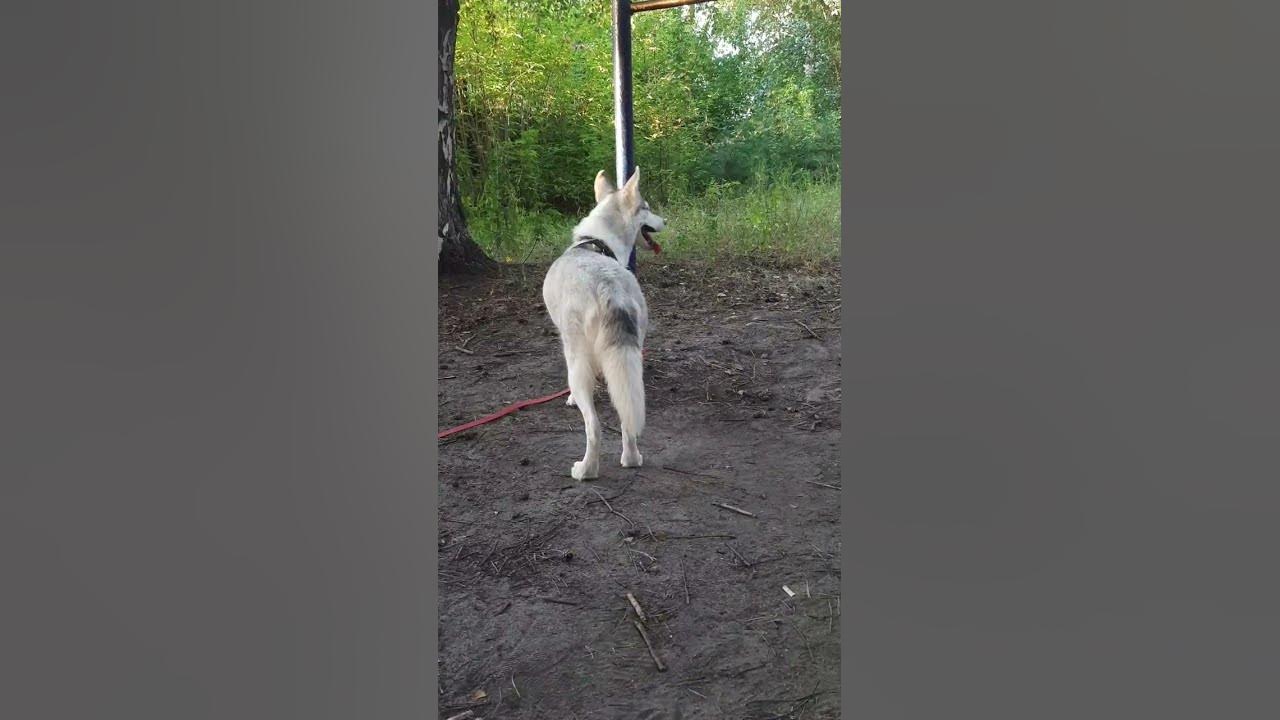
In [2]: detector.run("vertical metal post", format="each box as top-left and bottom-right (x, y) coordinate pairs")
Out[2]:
(612, 0), (638, 273)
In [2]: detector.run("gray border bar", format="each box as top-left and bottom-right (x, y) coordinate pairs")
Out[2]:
(844, 1), (1280, 717)
(3, 3), (437, 718)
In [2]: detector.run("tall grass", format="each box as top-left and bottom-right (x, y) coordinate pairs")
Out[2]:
(468, 174), (841, 267)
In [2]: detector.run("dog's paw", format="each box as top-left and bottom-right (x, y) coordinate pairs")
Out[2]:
(566, 394), (576, 407)
(571, 460), (598, 480)
(620, 450), (643, 468)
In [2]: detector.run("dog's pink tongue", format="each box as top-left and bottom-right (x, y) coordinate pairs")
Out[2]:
(641, 229), (662, 254)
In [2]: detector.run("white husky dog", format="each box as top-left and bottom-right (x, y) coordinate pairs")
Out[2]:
(542, 168), (666, 480)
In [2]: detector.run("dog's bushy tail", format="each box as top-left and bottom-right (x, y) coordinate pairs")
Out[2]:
(599, 303), (645, 438)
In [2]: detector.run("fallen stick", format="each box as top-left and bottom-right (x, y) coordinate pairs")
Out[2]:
(659, 465), (721, 479)
(633, 620), (667, 672)
(712, 501), (756, 518)
(444, 711), (476, 720)
(681, 556), (691, 605)
(791, 618), (816, 663)
(794, 318), (822, 339)
(591, 488), (634, 526)
(728, 544), (754, 572)
(804, 480), (841, 490)
(625, 592), (648, 622)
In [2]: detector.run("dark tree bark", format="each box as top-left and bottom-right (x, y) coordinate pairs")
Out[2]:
(438, 0), (494, 274)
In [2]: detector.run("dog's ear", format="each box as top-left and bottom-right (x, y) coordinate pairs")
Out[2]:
(621, 167), (641, 199)
(594, 170), (615, 203)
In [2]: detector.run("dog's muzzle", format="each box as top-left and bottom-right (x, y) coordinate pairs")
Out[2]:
(640, 224), (662, 254)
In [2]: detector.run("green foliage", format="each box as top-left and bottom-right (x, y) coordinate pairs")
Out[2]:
(455, 0), (841, 260)
(474, 174), (840, 267)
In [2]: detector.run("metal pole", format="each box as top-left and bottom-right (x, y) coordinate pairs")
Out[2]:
(612, 0), (637, 273)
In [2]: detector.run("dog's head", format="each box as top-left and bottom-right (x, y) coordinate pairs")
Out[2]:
(594, 168), (665, 254)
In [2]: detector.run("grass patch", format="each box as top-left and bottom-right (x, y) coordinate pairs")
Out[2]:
(467, 177), (841, 268)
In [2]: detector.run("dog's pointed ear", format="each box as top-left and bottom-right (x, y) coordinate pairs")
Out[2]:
(594, 170), (615, 203)
(621, 167), (641, 198)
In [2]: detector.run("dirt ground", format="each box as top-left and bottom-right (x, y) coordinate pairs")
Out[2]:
(438, 259), (841, 720)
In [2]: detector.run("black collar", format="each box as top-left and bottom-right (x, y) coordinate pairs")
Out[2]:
(570, 236), (617, 260)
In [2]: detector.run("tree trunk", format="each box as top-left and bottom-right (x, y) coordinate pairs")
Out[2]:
(438, 0), (494, 274)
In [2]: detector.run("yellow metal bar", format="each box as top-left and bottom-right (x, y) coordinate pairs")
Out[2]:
(631, 0), (716, 14)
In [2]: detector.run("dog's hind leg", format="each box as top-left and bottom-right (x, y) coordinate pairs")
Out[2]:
(567, 356), (600, 480)
(620, 431), (641, 469)
(600, 344), (645, 469)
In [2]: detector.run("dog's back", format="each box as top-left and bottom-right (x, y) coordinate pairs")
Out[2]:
(543, 250), (647, 354)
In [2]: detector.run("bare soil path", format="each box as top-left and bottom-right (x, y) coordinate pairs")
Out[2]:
(439, 260), (841, 719)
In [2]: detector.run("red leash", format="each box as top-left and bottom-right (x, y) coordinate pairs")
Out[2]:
(439, 328), (646, 441)
(438, 387), (570, 440)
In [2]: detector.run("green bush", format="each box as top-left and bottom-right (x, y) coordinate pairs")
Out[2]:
(455, 0), (842, 262)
